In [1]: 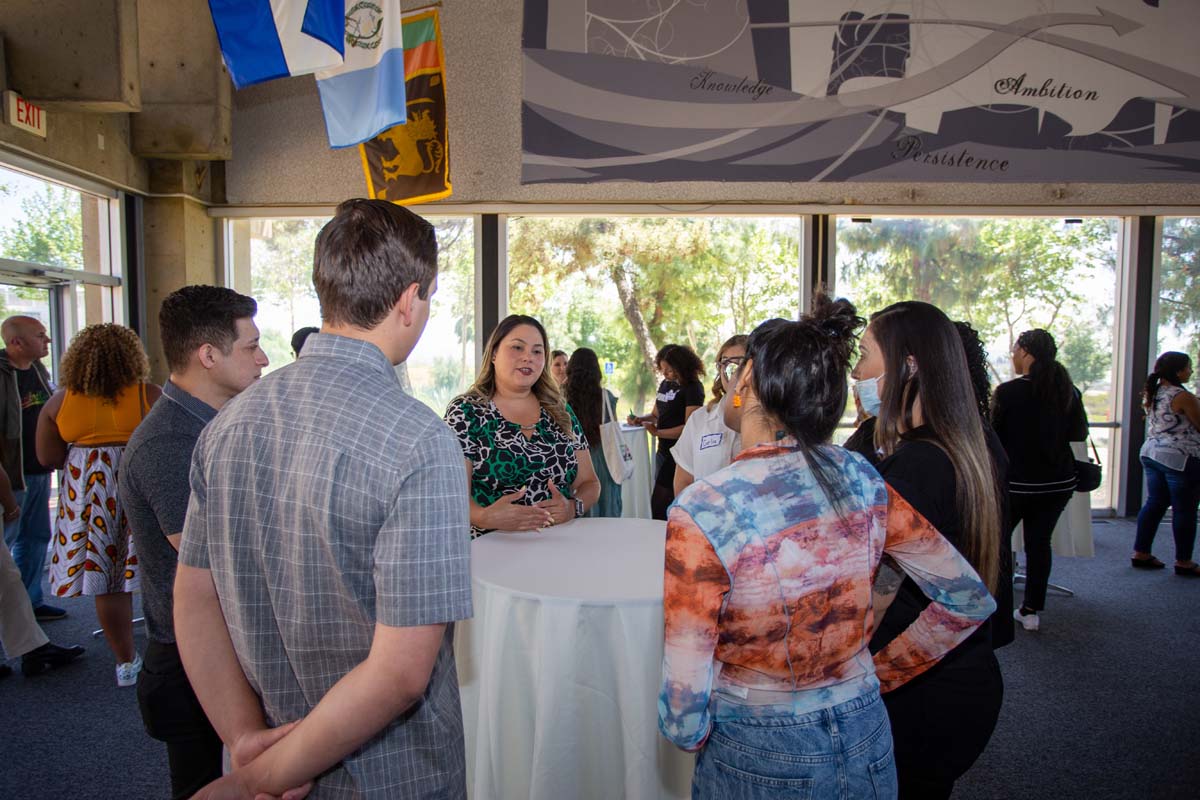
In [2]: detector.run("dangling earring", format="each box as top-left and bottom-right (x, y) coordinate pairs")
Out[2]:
(732, 394), (743, 409)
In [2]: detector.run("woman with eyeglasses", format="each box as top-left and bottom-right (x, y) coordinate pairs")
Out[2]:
(852, 301), (1007, 800)
(672, 335), (747, 496)
(659, 297), (996, 799)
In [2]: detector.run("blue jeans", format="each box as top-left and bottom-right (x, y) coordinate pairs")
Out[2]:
(1135, 456), (1200, 563)
(3, 472), (52, 608)
(693, 692), (897, 799)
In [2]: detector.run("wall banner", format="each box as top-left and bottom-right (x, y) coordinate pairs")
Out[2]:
(521, 1), (1200, 183)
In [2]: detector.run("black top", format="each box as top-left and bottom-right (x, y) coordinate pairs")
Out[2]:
(869, 425), (1014, 664)
(843, 416), (879, 466)
(655, 379), (705, 453)
(992, 376), (1088, 492)
(120, 380), (217, 644)
(16, 366), (51, 476)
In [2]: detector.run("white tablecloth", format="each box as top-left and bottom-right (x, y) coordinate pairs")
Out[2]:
(455, 518), (693, 800)
(619, 425), (654, 520)
(1013, 442), (1095, 558)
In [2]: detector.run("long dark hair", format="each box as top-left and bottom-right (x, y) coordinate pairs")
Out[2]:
(661, 343), (704, 386)
(1144, 351), (1192, 411)
(871, 301), (1002, 592)
(1017, 329), (1075, 413)
(565, 347), (604, 447)
(460, 314), (573, 436)
(955, 321), (991, 418)
(743, 295), (864, 521)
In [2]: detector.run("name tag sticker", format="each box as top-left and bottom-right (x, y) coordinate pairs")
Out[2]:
(699, 433), (723, 450)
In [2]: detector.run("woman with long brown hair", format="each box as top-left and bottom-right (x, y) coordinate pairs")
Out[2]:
(851, 300), (1006, 799)
(36, 323), (161, 686)
(563, 347), (622, 518)
(444, 314), (600, 537)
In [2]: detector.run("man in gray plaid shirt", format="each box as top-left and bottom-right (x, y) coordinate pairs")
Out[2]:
(176, 199), (472, 798)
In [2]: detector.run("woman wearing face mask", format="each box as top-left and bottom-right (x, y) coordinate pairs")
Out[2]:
(660, 297), (996, 799)
(992, 329), (1089, 631)
(851, 301), (1007, 800)
(672, 335), (747, 495)
(444, 315), (601, 537)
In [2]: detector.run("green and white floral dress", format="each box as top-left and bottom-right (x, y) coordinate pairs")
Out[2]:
(444, 396), (587, 537)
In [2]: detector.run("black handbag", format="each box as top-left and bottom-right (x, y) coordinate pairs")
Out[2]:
(1074, 438), (1102, 493)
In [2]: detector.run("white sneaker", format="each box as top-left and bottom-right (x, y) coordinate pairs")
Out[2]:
(1013, 608), (1040, 632)
(116, 653), (143, 687)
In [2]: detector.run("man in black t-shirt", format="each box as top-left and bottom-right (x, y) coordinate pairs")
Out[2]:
(0, 316), (63, 621)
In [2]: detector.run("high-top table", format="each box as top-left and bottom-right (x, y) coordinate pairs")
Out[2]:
(454, 518), (693, 799)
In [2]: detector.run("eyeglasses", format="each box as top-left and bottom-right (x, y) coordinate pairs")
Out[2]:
(718, 357), (746, 382)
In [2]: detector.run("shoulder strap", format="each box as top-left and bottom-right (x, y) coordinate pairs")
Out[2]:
(601, 389), (613, 424)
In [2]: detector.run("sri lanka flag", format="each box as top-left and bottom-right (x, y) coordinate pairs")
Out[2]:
(316, 0), (408, 148)
(208, 0), (346, 89)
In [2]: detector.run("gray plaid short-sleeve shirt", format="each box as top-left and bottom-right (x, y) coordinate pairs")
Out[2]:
(179, 333), (472, 798)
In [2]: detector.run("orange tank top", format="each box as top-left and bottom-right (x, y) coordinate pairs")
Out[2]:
(56, 384), (149, 446)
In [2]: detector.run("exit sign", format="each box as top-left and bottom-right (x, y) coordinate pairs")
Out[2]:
(4, 91), (47, 138)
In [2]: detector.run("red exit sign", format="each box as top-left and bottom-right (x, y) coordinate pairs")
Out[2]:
(4, 91), (48, 138)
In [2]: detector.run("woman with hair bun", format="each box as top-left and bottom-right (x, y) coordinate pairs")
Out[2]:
(992, 328), (1089, 630)
(659, 296), (996, 799)
(1133, 350), (1200, 575)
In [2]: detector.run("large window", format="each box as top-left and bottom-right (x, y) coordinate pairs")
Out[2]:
(834, 216), (1121, 508)
(505, 216), (802, 413)
(239, 215), (476, 414)
(0, 163), (123, 374)
(1157, 218), (1200, 358)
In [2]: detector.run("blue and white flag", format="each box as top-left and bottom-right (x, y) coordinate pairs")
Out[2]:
(208, 0), (346, 89)
(315, 0), (407, 148)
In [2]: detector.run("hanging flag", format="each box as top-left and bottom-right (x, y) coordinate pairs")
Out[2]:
(359, 8), (451, 204)
(315, 0), (407, 148)
(208, 0), (345, 89)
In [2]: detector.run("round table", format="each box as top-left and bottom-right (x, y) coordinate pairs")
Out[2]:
(454, 517), (693, 799)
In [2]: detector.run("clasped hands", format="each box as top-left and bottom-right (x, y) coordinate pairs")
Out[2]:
(189, 723), (311, 800)
(483, 484), (575, 532)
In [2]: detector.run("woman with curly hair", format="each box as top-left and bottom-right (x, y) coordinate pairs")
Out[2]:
(36, 323), (161, 686)
(444, 315), (600, 537)
(631, 344), (705, 519)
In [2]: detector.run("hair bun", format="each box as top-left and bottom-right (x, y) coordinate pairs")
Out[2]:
(808, 294), (865, 340)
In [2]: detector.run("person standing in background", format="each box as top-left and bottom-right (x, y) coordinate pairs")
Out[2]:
(992, 329), (1089, 631)
(550, 350), (569, 386)
(0, 316), (64, 621)
(564, 347), (623, 518)
(1132, 351), (1200, 576)
(673, 335), (746, 495)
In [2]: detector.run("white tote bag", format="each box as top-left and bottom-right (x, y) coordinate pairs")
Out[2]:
(599, 390), (636, 484)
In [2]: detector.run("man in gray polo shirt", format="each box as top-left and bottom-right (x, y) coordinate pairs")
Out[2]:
(176, 199), (472, 798)
(121, 285), (268, 800)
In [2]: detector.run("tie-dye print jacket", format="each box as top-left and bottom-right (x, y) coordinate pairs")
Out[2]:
(659, 442), (996, 752)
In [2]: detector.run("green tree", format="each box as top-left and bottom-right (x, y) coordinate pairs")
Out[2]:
(250, 218), (323, 333)
(1159, 217), (1200, 354)
(1060, 328), (1112, 393)
(0, 183), (83, 269)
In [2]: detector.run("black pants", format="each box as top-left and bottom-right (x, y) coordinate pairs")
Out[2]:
(884, 652), (1004, 800)
(1009, 490), (1073, 612)
(137, 640), (223, 800)
(651, 445), (678, 521)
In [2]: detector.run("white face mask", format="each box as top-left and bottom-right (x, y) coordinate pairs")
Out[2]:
(853, 375), (883, 418)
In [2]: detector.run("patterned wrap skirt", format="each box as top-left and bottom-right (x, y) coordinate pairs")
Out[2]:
(48, 445), (139, 597)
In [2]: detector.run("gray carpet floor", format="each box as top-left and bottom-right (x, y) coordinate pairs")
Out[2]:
(1, 517), (1197, 799)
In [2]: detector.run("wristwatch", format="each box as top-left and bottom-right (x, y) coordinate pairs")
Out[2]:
(574, 498), (585, 518)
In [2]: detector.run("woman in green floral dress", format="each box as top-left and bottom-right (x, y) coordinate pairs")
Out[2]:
(445, 315), (601, 537)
